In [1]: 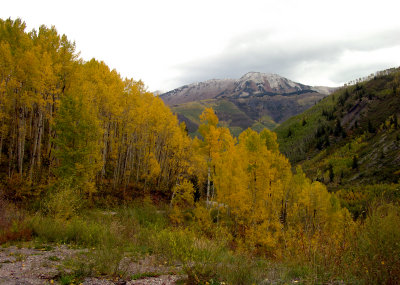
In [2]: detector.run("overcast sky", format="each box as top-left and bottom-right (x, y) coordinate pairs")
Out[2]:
(2, 0), (400, 92)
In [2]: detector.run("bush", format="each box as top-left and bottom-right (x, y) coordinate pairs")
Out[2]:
(43, 178), (83, 220)
(0, 194), (32, 244)
(119, 198), (167, 229)
(349, 203), (400, 284)
(0, 174), (42, 204)
(88, 232), (126, 276)
(151, 229), (220, 283)
(31, 213), (127, 277)
(30, 215), (112, 247)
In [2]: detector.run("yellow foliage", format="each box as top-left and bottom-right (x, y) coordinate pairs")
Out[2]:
(0, 19), (359, 269)
(171, 179), (195, 209)
(0, 19), (193, 203)
(45, 179), (82, 220)
(192, 205), (214, 237)
(169, 180), (195, 225)
(194, 110), (354, 258)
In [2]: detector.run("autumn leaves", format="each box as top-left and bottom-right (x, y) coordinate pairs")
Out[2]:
(1, 18), (351, 259)
(0, 19), (192, 204)
(190, 108), (352, 256)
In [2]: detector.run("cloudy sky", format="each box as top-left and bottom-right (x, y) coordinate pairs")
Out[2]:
(2, 0), (400, 92)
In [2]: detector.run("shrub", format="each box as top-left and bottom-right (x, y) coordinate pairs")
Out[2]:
(152, 229), (222, 283)
(43, 178), (83, 220)
(89, 233), (126, 276)
(0, 174), (42, 204)
(0, 194), (32, 244)
(30, 215), (111, 247)
(169, 180), (195, 225)
(349, 203), (400, 284)
(119, 198), (167, 229)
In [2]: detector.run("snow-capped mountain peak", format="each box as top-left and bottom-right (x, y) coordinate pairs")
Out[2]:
(160, 72), (334, 105)
(235, 72), (306, 93)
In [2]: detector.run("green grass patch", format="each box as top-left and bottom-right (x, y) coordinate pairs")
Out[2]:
(48, 255), (60, 261)
(131, 271), (162, 280)
(59, 274), (78, 285)
(24, 198), (394, 283)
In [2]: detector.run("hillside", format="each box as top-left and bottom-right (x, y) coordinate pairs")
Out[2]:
(275, 67), (400, 190)
(161, 72), (334, 135)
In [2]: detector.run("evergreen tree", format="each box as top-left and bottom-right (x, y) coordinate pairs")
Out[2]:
(368, 120), (375, 133)
(329, 164), (334, 182)
(334, 119), (343, 136)
(352, 155), (358, 169)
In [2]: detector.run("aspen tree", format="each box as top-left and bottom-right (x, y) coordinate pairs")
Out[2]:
(53, 87), (102, 200)
(198, 108), (222, 205)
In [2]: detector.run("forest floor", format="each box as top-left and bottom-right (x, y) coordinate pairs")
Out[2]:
(0, 244), (183, 285)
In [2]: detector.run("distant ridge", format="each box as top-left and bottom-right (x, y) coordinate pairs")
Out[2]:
(161, 72), (334, 105)
(160, 72), (335, 135)
(275, 67), (400, 189)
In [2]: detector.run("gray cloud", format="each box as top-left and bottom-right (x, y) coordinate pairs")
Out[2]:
(170, 28), (400, 88)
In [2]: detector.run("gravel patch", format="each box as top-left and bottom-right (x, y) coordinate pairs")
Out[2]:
(0, 245), (182, 285)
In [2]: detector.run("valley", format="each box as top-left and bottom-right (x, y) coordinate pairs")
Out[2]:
(1, 17), (400, 285)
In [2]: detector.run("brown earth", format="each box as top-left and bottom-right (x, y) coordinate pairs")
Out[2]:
(0, 245), (182, 285)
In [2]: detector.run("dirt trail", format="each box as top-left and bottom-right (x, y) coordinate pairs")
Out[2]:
(0, 245), (181, 285)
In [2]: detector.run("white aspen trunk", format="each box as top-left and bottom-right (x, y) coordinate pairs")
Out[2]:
(21, 115), (26, 175)
(29, 114), (39, 181)
(37, 111), (43, 167)
(8, 143), (13, 178)
(101, 124), (108, 178)
(0, 131), (3, 164)
(136, 148), (141, 183)
(157, 149), (167, 187)
(28, 108), (33, 139)
(206, 163), (211, 207)
(17, 112), (25, 177)
(170, 177), (180, 207)
(124, 144), (133, 194)
(47, 102), (53, 156)
(113, 151), (121, 189)
(122, 145), (130, 188)
(8, 124), (16, 178)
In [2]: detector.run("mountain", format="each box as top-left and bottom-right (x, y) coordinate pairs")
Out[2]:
(160, 72), (335, 135)
(275, 67), (400, 193)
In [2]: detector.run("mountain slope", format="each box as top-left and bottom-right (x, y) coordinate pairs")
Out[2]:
(275, 67), (400, 190)
(160, 72), (334, 135)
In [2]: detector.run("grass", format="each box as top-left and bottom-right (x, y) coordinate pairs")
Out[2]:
(59, 274), (77, 285)
(34, 244), (54, 251)
(4, 196), (398, 284)
(24, 200), (286, 283)
(172, 101), (212, 125)
(131, 271), (162, 280)
(48, 255), (61, 261)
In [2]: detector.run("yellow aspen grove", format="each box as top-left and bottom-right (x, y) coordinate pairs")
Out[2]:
(234, 129), (290, 255)
(0, 19), (193, 204)
(196, 110), (293, 255)
(0, 19), (79, 201)
(194, 110), (351, 258)
(283, 167), (354, 259)
(198, 108), (227, 205)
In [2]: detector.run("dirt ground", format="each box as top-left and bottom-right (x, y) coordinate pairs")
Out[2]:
(0, 245), (182, 285)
